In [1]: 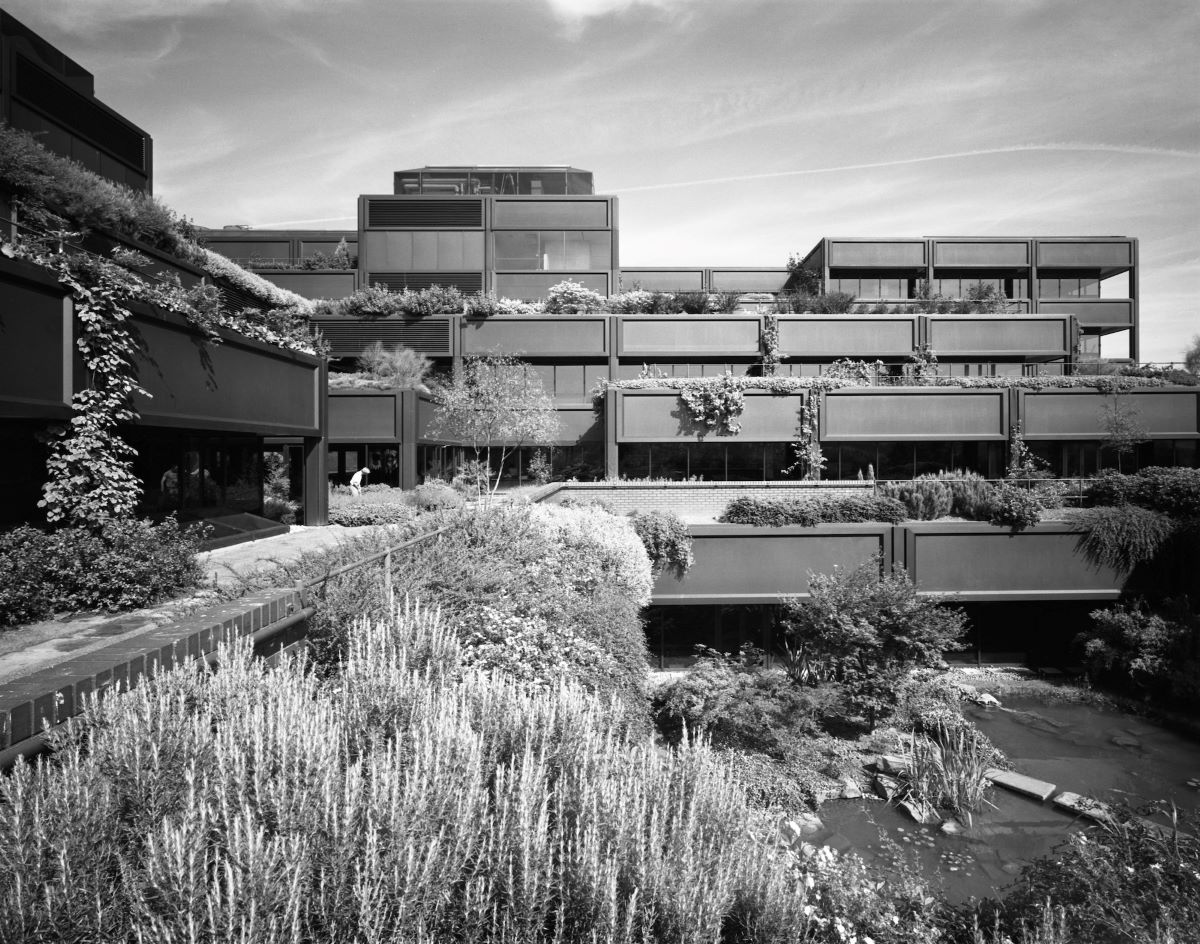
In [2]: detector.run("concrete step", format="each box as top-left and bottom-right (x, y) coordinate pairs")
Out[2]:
(986, 768), (1056, 801)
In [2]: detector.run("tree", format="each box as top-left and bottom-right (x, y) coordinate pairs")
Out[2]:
(1185, 334), (1200, 376)
(429, 353), (561, 496)
(778, 561), (968, 728)
(1100, 392), (1149, 473)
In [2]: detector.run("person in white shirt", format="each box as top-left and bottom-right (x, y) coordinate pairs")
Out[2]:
(349, 466), (370, 496)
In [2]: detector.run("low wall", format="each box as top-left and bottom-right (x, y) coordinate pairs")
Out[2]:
(540, 480), (872, 516)
(0, 588), (307, 771)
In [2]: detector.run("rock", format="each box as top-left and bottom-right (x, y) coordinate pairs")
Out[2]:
(975, 692), (1002, 708)
(898, 798), (941, 826)
(873, 773), (903, 801)
(839, 776), (863, 799)
(779, 812), (824, 845)
(875, 754), (910, 776)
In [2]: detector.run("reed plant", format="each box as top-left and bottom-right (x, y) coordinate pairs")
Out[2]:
(903, 720), (998, 824)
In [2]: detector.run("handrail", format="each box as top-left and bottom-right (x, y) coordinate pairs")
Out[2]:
(294, 526), (447, 606)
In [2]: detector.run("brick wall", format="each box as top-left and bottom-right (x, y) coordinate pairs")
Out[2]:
(541, 481), (873, 517)
(0, 588), (304, 769)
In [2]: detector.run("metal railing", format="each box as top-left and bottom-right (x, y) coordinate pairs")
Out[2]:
(293, 526), (447, 610)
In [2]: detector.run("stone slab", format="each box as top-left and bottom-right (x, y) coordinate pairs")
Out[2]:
(986, 768), (1056, 801)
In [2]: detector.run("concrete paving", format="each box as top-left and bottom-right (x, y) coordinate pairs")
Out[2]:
(0, 525), (376, 685)
(199, 524), (377, 587)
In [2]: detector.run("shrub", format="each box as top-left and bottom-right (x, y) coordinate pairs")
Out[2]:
(934, 469), (996, 519)
(0, 518), (205, 626)
(653, 648), (822, 756)
(629, 510), (694, 577)
(1075, 600), (1200, 706)
(327, 502), (421, 527)
(988, 482), (1044, 530)
(988, 804), (1200, 944)
(719, 494), (906, 526)
(878, 477), (953, 520)
(356, 341), (433, 389)
(395, 284), (463, 317)
(779, 561), (969, 729)
(542, 279), (605, 314)
(607, 289), (657, 313)
(1067, 504), (1175, 571)
(411, 481), (464, 511)
(1087, 466), (1200, 517)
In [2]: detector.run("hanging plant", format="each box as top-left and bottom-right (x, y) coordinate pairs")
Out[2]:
(678, 371), (745, 434)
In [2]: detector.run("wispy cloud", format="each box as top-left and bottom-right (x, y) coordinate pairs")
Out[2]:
(27, 0), (352, 33)
(614, 144), (1199, 193)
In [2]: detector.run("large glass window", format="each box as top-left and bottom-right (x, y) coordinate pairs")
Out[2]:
(493, 231), (611, 270)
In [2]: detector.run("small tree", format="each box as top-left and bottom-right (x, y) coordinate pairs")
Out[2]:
(1100, 392), (1149, 473)
(778, 560), (968, 728)
(429, 353), (561, 497)
(1184, 334), (1200, 376)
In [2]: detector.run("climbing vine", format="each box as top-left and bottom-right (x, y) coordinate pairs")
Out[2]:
(785, 393), (826, 480)
(36, 247), (153, 524)
(678, 371), (745, 434)
(760, 313), (783, 376)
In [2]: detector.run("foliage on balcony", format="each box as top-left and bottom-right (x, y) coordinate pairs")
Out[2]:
(0, 121), (197, 259)
(597, 370), (1170, 399)
(0, 123), (317, 355)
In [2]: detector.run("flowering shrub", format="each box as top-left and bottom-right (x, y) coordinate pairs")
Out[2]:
(542, 279), (605, 313)
(462, 291), (542, 317)
(527, 503), (653, 607)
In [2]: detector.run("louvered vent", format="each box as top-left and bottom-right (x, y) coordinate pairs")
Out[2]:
(367, 271), (483, 293)
(366, 199), (482, 228)
(312, 318), (453, 357)
(15, 56), (147, 171)
(217, 282), (261, 312)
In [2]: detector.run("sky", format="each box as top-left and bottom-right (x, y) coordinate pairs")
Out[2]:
(7, 0), (1199, 361)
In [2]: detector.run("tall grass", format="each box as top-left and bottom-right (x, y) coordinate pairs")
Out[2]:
(0, 604), (812, 943)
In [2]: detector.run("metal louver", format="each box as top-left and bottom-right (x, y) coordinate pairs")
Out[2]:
(366, 199), (482, 228)
(311, 318), (453, 357)
(366, 271), (483, 293)
(15, 56), (147, 170)
(217, 282), (260, 312)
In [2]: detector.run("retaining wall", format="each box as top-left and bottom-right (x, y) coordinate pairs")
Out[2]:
(0, 588), (306, 771)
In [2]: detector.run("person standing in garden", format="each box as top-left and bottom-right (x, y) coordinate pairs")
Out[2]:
(349, 466), (370, 496)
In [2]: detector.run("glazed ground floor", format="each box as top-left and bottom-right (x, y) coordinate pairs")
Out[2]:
(644, 601), (1103, 670)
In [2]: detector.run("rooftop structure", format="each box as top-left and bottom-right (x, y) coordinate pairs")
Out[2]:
(0, 11), (152, 192)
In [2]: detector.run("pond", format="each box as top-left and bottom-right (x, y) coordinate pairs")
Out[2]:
(809, 694), (1200, 904)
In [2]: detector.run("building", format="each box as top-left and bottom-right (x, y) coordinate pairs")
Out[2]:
(0, 11), (326, 541)
(205, 164), (1189, 493)
(0, 10), (152, 192)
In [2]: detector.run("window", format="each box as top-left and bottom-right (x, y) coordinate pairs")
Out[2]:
(493, 231), (611, 270)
